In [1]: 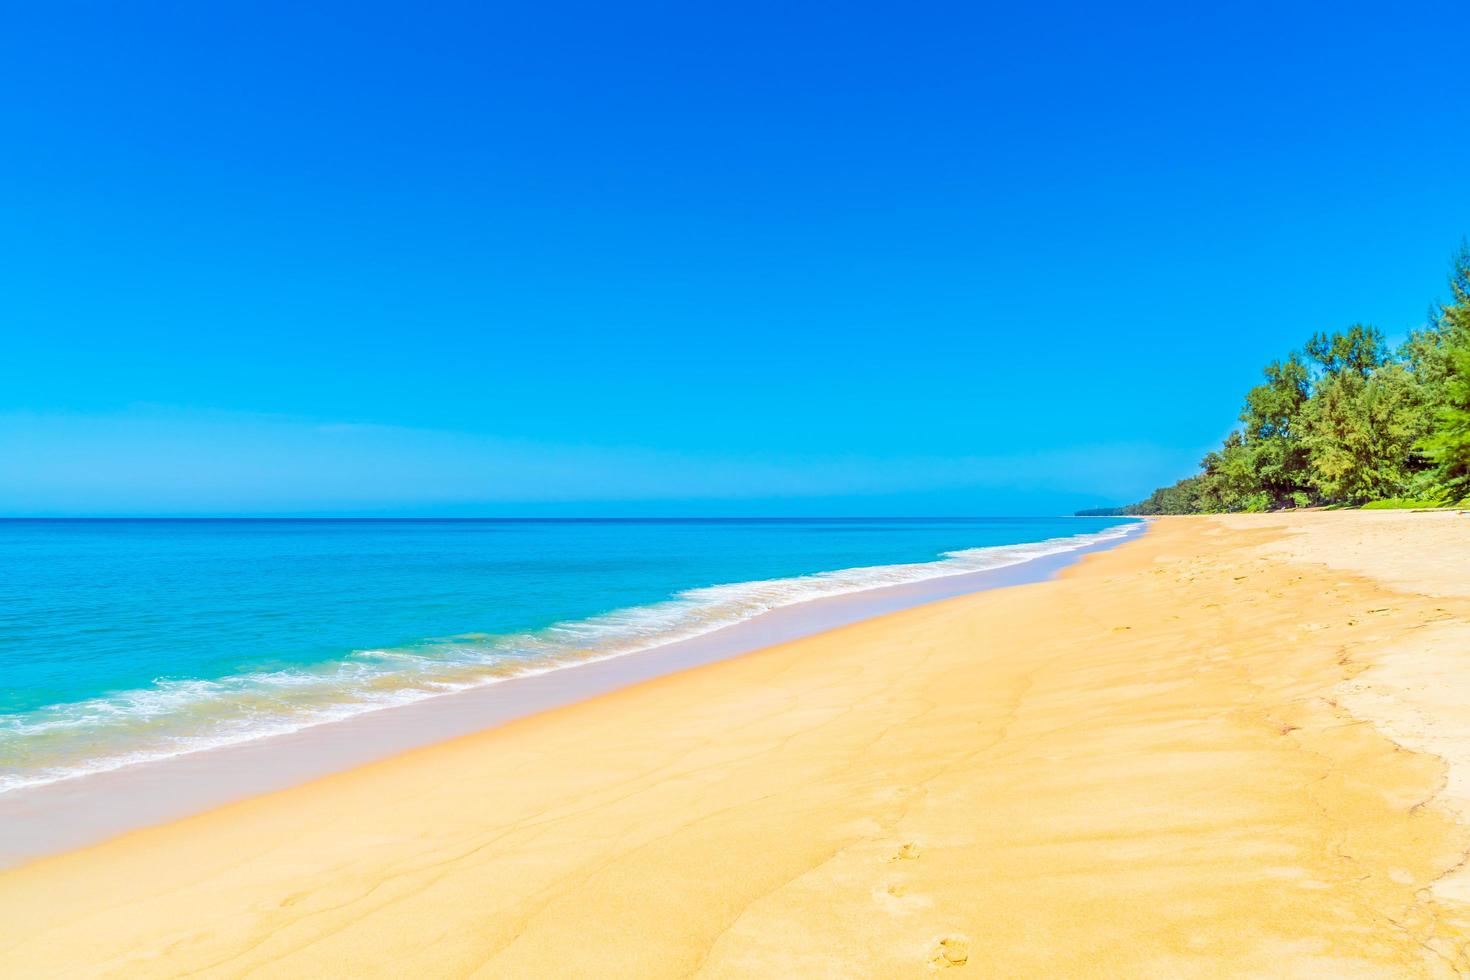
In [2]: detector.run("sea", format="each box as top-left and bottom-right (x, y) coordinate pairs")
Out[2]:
(0, 516), (1137, 795)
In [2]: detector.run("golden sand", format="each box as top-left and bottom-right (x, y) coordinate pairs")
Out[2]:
(2, 512), (1469, 977)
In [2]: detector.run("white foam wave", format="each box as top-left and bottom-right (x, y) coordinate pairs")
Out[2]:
(0, 521), (1141, 793)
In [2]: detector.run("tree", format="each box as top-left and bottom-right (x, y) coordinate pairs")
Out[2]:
(1401, 326), (1454, 400)
(1088, 241), (1470, 516)
(1198, 432), (1268, 511)
(1304, 324), (1386, 378)
(1436, 240), (1470, 338)
(1301, 362), (1431, 502)
(1238, 352), (1311, 505)
(1402, 244), (1470, 408)
(1419, 244), (1470, 498)
(1419, 337), (1470, 498)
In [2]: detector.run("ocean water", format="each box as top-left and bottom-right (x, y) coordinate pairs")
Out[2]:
(0, 517), (1135, 793)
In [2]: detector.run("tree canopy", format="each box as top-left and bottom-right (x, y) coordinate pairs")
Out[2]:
(1086, 243), (1470, 515)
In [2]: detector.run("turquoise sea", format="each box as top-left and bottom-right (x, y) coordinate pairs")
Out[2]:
(0, 517), (1134, 793)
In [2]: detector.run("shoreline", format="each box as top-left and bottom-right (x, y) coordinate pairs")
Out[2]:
(0, 520), (1144, 868)
(3, 512), (1468, 976)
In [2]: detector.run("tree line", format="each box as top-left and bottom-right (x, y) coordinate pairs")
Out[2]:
(1081, 244), (1470, 516)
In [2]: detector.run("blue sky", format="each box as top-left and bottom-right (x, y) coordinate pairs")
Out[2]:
(2, 1), (1467, 515)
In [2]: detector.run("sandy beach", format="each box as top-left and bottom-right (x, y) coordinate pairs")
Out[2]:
(2, 511), (1469, 977)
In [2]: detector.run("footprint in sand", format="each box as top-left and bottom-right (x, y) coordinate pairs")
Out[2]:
(873, 879), (934, 914)
(928, 936), (970, 969)
(890, 841), (922, 862)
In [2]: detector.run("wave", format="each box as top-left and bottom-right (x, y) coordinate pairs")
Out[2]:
(0, 521), (1141, 794)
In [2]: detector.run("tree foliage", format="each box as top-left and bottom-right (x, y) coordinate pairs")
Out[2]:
(1422, 322), (1470, 496)
(1299, 364), (1430, 502)
(1093, 243), (1470, 514)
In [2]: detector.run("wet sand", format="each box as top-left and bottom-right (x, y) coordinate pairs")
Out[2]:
(1, 512), (1468, 976)
(0, 525), (1140, 867)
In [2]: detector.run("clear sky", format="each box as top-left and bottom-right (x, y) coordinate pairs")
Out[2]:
(2, 1), (1467, 516)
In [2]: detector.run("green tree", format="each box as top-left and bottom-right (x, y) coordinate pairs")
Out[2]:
(1401, 326), (1453, 401)
(1303, 323), (1386, 378)
(1238, 352), (1311, 505)
(1420, 336), (1470, 498)
(1436, 240), (1470, 338)
(1301, 362), (1431, 502)
(1419, 244), (1470, 498)
(1090, 241), (1470, 516)
(1402, 244), (1470, 410)
(1199, 432), (1268, 511)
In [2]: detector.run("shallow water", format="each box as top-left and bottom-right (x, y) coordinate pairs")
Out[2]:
(0, 517), (1134, 792)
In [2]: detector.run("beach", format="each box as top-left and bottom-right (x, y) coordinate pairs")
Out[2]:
(2, 511), (1469, 976)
